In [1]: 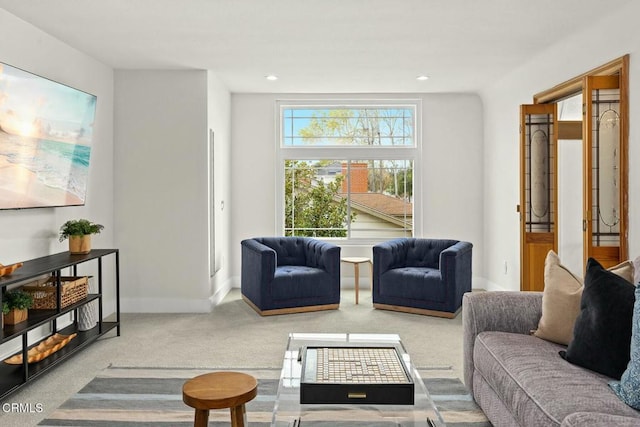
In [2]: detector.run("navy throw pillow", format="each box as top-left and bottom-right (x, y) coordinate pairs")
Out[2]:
(559, 258), (635, 379)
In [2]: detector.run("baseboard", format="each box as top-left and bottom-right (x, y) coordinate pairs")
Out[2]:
(121, 297), (215, 313)
(230, 274), (241, 288)
(121, 276), (236, 313)
(210, 276), (234, 307)
(482, 280), (510, 292)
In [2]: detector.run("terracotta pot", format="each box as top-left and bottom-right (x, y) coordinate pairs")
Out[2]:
(4, 308), (28, 325)
(69, 235), (92, 254)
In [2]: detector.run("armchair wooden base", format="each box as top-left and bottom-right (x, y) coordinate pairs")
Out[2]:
(373, 303), (459, 319)
(242, 296), (339, 316)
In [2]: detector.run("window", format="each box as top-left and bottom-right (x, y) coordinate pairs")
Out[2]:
(277, 101), (421, 242)
(282, 107), (415, 146)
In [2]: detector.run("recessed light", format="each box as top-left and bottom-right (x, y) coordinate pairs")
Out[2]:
(416, 75), (429, 81)
(265, 75), (279, 81)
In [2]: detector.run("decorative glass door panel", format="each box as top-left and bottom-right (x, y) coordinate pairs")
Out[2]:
(521, 56), (629, 284)
(520, 104), (557, 291)
(583, 75), (627, 267)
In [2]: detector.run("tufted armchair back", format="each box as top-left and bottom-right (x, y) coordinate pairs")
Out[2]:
(403, 238), (460, 269)
(382, 238), (460, 270)
(250, 237), (335, 270)
(253, 237), (308, 266)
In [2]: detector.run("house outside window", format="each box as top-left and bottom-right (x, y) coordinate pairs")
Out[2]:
(276, 101), (421, 242)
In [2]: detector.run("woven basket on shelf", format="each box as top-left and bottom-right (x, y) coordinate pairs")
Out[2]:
(22, 276), (89, 310)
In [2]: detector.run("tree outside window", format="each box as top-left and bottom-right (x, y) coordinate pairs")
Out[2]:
(284, 160), (354, 237)
(279, 103), (419, 240)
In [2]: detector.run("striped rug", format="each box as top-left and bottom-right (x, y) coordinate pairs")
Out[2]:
(38, 366), (491, 426)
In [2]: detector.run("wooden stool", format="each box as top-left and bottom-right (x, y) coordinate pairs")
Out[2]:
(182, 371), (258, 427)
(341, 257), (373, 304)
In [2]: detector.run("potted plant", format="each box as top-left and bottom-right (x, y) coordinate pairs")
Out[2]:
(3, 289), (34, 325)
(59, 219), (104, 254)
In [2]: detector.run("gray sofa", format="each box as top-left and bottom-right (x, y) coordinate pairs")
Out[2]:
(462, 291), (640, 427)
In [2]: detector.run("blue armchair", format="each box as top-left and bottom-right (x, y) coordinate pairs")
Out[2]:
(241, 237), (341, 315)
(372, 238), (473, 318)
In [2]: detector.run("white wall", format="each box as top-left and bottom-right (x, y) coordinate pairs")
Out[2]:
(0, 10), (115, 357)
(0, 10), (114, 262)
(207, 72), (233, 305)
(114, 70), (213, 312)
(0, 13), (233, 315)
(11, 3), (636, 311)
(481, 1), (640, 291)
(230, 93), (484, 287)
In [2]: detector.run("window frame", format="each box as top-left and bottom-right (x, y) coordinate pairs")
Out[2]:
(275, 99), (423, 244)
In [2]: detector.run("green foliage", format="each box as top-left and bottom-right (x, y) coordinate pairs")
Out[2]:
(297, 108), (413, 147)
(372, 162), (413, 199)
(284, 160), (355, 237)
(3, 289), (34, 314)
(285, 108), (415, 237)
(297, 109), (414, 200)
(298, 109), (358, 145)
(59, 219), (104, 242)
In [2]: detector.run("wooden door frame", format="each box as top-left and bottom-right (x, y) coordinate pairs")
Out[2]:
(533, 56), (628, 104)
(528, 55), (629, 272)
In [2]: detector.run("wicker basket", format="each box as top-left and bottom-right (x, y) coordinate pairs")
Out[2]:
(23, 276), (89, 310)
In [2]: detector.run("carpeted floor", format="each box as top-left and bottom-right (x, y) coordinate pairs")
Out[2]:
(1, 288), (486, 426)
(38, 366), (491, 426)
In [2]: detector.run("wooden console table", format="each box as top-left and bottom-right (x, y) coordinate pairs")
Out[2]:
(0, 249), (120, 399)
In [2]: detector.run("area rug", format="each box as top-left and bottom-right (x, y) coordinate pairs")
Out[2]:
(38, 366), (491, 426)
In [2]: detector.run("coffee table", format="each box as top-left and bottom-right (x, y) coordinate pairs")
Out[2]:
(271, 333), (445, 426)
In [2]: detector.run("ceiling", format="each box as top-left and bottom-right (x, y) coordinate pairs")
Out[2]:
(0, 0), (628, 93)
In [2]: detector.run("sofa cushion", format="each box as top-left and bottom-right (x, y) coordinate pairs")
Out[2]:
(473, 331), (640, 426)
(379, 268), (445, 302)
(610, 283), (640, 409)
(472, 370), (522, 426)
(561, 412), (640, 427)
(271, 266), (331, 300)
(560, 258), (635, 379)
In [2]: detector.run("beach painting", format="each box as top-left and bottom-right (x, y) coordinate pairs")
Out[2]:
(0, 62), (97, 209)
